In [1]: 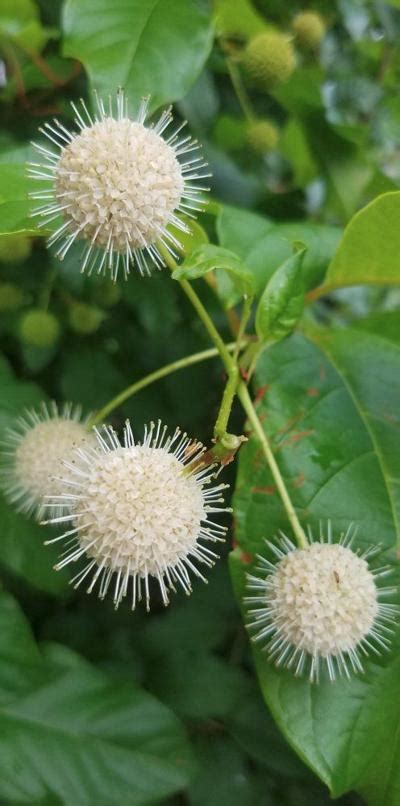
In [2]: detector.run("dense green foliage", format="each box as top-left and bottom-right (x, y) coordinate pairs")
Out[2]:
(1, 0), (400, 803)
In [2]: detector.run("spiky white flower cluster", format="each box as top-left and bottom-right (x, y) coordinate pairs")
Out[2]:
(28, 91), (210, 280)
(0, 402), (94, 519)
(44, 420), (228, 610)
(246, 526), (397, 682)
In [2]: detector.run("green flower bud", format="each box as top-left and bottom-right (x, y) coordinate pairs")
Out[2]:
(68, 302), (105, 335)
(0, 235), (32, 264)
(0, 282), (24, 312)
(19, 309), (60, 348)
(292, 11), (326, 50)
(246, 119), (279, 154)
(242, 31), (296, 91)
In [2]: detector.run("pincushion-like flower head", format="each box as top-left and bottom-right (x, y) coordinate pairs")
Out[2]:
(246, 526), (397, 682)
(28, 90), (210, 280)
(0, 402), (94, 519)
(44, 420), (229, 610)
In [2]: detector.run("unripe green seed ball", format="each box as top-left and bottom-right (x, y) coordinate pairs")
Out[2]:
(242, 32), (296, 90)
(0, 282), (24, 312)
(0, 235), (32, 264)
(19, 309), (60, 348)
(246, 119), (279, 154)
(68, 302), (105, 335)
(292, 12), (326, 50)
(92, 281), (121, 308)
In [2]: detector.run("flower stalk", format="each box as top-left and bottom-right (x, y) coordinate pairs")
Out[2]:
(237, 381), (308, 549)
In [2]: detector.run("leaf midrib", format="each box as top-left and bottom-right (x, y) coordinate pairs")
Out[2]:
(308, 332), (400, 545)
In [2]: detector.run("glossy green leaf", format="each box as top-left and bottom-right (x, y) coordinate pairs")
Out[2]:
(255, 250), (305, 345)
(0, 164), (45, 237)
(230, 551), (400, 805)
(173, 244), (255, 307)
(320, 192), (400, 295)
(62, 0), (213, 113)
(234, 328), (400, 553)
(217, 205), (341, 294)
(0, 594), (194, 804)
(231, 326), (400, 801)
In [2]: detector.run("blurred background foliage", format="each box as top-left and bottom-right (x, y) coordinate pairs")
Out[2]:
(0, 0), (399, 803)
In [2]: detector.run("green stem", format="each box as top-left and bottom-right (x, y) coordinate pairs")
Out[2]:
(237, 381), (308, 549)
(158, 243), (243, 442)
(89, 344), (237, 427)
(214, 363), (239, 439)
(158, 243), (234, 373)
(234, 296), (252, 362)
(226, 57), (254, 122)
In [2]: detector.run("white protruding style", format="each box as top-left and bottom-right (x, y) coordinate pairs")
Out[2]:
(28, 90), (211, 280)
(246, 524), (398, 682)
(0, 402), (94, 519)
(44, 419), (229, 610)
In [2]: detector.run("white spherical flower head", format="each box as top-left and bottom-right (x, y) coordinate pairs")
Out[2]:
(45, 420), (228, 610)
(0, 402), (94, 519)
(28, 91), (210, 280)
(246, 527), (398, 682)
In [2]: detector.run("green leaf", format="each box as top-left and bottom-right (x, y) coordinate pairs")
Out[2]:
(352, 310), (400, 344)
(60, 347), (124, 410)
(255, 251), (305, 345)
(319, 192), (400, 295)
(231, 327), (400, 800)
(172, 219), (209, 257)
(280, 119), (318, 188)
(0, 498), (69, 595)
(229, 551), (400, 804)
(0, 164), (45, 237)
(173, 244), (255, 308)
(62, 0), (213, 113)
(217, 204), (273, 260)
(217, 205), (341, 294)
(0, 594), (194, 804)
(0, 590), (43, 703)
(189, 734), (267, 806)
(234, 328), (400, 553)
(0, 356), (44, 431)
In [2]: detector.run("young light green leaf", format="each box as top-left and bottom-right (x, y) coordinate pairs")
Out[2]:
(315, 191), (400, 297)
(172, 244), (255, 308)
(255, 250), (305, 345)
